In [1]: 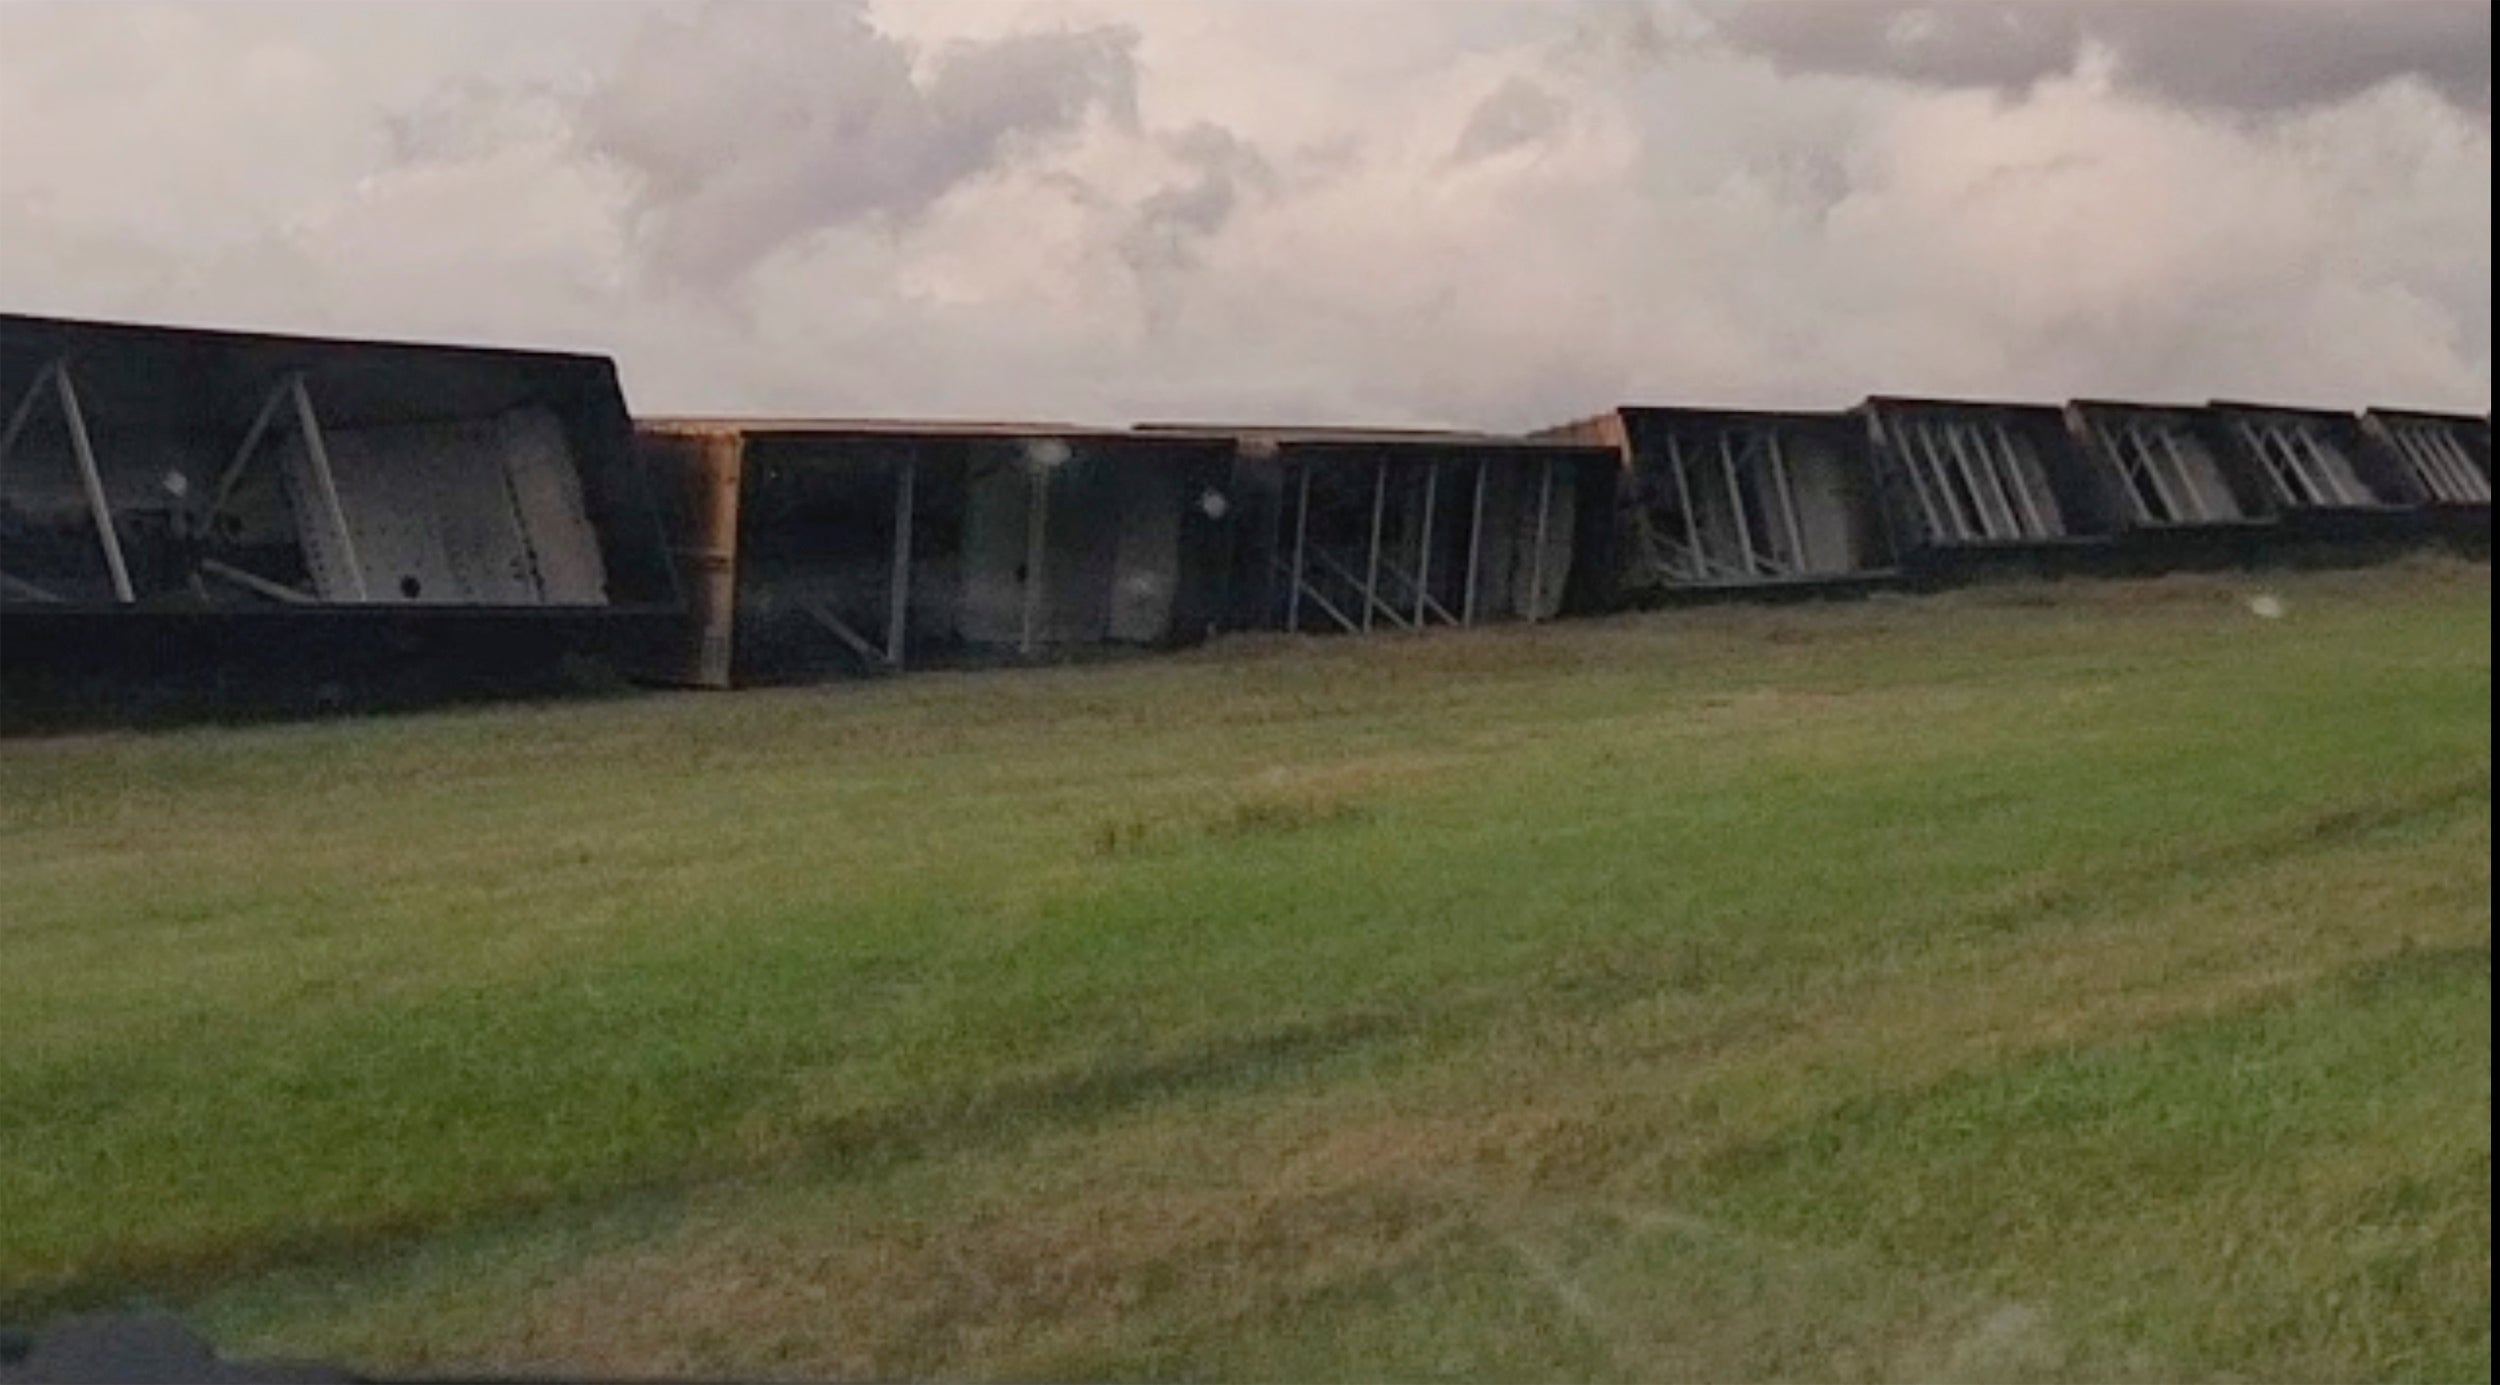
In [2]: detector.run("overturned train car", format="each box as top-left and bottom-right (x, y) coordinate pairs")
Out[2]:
(1543, 394), (2480, 601)
(5, 310), (2485, 718)
(1540, 407), (1899, 601)
(0, 314), (680, 714)
(1861, 396), (2127, 575)
(2063, 400), (2286, 568)
(641, 420), (1621, 688)
(636, 421), (1242, 688)
(2203, 401), (2430, 541)
(1146, 426), (1620, 635)
(2360, 408), (2492, 546)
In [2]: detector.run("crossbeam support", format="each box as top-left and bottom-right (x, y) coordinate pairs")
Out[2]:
(0, 360), (135, 603)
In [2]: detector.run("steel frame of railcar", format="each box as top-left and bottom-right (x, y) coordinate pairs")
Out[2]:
(636, 420), (1241, 688)
(2360, 410), (2480, 522)
(5, 305), (2491, 723)
(2066, 401), (2284, 537)
(1860, 396), (2127, 573)
(1142, 426), (1619, 635)
(1541, 406), (1902, 601)
(2204, 402), (2429, 544)
(0, 314), (682, 717)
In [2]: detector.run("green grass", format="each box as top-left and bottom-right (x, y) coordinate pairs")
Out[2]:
(1, 559), (2489, 1382)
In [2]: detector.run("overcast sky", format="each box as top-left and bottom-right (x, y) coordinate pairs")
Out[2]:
(0, 0), (2487, 428)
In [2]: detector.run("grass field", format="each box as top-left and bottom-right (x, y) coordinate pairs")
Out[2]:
(2, 559), (2490, 1382)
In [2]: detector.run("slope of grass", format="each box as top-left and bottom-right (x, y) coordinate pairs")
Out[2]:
(1, 560), (2489, 1382)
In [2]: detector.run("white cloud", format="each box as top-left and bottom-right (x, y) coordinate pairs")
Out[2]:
(578, 0), (1137, 288)
(0, 0), (2486, 428)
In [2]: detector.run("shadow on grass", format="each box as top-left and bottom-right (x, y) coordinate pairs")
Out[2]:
(1, 1010), (1416, 1330)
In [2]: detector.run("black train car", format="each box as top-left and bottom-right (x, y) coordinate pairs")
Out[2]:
(2360, 408), (2490, 549)
(1859, 396), (2127, 579)
(2065, 400), (2285, 571)
(636, 420), (1240, 688)
(2204, 401), (2429, 544)
(0, 313), (679, 720)
(1139, 425), (1619, 634)
(1541, 406), (1901, 603)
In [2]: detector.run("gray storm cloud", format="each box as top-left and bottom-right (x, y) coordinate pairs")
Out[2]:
(1118, 123), (1276, 275)
(1703, 0), (2492, 114)
(577, 0), (1139, 286)
(1452, 77), (1573, 163)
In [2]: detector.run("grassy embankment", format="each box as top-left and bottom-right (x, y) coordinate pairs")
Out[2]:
(2, 560), (2489, 1381)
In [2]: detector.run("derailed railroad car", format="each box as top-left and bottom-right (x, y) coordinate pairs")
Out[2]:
(1860, 396), (2127, 577)
(636, 420), (1241, 688)
(2360, 408), (2491, 547)
(0, 313), (680, 719)
(2205, 401), (2428, 543)
(1540, 407), (1900, 603)
(2064, 400), (2285, 570)
(1138, 425), (1619, 633)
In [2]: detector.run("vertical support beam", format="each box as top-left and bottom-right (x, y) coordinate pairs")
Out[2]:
(209, 380), (289, 521)
(1263, 458), (1288, 620)
(2301, 429), (2349, 506)
(1361, 456), (1387, 633)
(1902, 428), (1950, 538)
(2439, 430), (2492, 501)
(1664, 433), (1705, 578)
(1286, 462), (1311, 633)
(1942, 422), (2011, 538)
(2239, 423), (2301, 506)
(1767, 429), (1808, 572)
(2398, 430), (2441, 499)
(1412, 460), (1439, 627)
(1717, 432), (1758, 576)
(1928, 425), (1989, 537)
(2444, 431), (2485, 495)
(2148, 425), (2201, 522)
(2241, 433), (2286, 511)
(2119, 429), (2159, 522)
(54, 366), (135, 604)
(2110, 430), (2153, 523)
(2441, 438), (2473, 498)
(2282, 426), (2328, 504)
(2292, 426), (2362, 506)
(1020, 459), (1050, 655)
(1989, 422), (2038, 536)
(1989, 421), (2050, 537)
(2274, 425), (2329, 505)
(2408, 429), (2461, 499)
(1909, 429), (1961, 539)
(2393, 431), (2429, 497)
(2112, 430), (2150, 521)
(2286, 429), (2325, 505)
(2410, 435), (2450, 497)
(0, 360), (56, 465)
(886, 453), (915, 668)
(289, 376), (368, 601)
(2429, 436), (2464, 499)
(687, 431), (745, 689)
(1462, 455), (1487, 626)
(1893, 424), (1952, 543)
(1527, 455), (1555, 623)
(2292, 429), (2332, 504)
